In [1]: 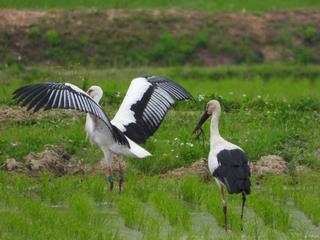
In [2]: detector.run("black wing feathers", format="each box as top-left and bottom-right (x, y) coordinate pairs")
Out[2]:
(122, 76), (193, 144)
(213, 149), (251, 195)
(146, 76), (193, 100)
(13, 82), (129, 146)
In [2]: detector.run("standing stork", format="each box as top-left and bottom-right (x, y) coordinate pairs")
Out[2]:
(13, 76), (193, 192)
(193, 100), (250, 231)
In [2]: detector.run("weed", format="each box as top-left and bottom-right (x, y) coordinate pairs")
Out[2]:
(46, 29), (61, 47)
(297, 25), (318, 44)
(29, 26), (41, 39)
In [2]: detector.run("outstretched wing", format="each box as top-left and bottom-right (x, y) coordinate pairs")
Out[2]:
(111, 76), (193, 144)
(13, 82), (129, 146)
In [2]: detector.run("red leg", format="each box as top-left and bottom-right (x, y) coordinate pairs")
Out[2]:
(118, 162), (124, 193)
(220, 186), (227, 232)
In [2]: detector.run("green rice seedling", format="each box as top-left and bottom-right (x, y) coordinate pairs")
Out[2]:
(179, 175), (207, 207)
(150, 191), (190, 229)
(263, 176), (292, 203)
(66, 192), (95, 222)
(116, 194), (145, 230)
(293, 175), (320, 225)
(38, 174), (81, 204)
(81, 175), (108, 202)
(124, 172), (160, 203)
(250, 190), (291, 232)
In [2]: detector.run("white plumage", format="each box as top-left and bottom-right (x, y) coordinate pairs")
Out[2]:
(13, 76), (193, 191)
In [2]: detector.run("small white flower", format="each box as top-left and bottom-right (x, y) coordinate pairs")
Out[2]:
(180, 142), (184, 146)
(242, 94), (247, 97)
(115, 92), (121, 98)
(186, 142), (194, 147)
(176, 155), (179, 158)
(257, 95), (261, 99)
(174, 137), (178, 141)
(171, 149), (174, 152)
(198, 94), (205, 102)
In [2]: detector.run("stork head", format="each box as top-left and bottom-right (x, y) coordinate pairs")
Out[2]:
(193, 99), (221, 134)
(87, 86), (103, 103)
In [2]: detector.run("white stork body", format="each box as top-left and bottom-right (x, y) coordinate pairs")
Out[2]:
(13, 76), (193, 191)
(85, 115), (151, 158)
(193, 100), (250, 231)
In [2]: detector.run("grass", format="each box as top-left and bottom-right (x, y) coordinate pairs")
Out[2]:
(0, 0), (320, 11)
(1, 65), (319, 171)
(0, 65), (320, 239)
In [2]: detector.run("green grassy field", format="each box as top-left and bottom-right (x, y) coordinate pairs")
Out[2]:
(0, 0), (320, 11)
(0, 65), (320, 239)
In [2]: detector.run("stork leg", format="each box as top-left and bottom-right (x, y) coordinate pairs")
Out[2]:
(240, 191), (246, 231)
(118, 160), (124, 193)
(103, 148), (113, 191)
(220, 186), (227, 232)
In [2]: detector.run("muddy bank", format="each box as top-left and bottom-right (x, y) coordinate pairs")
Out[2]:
(161, 154), (312, 179)
(1, 145), (310, 178)
(1, 145), (124, 176)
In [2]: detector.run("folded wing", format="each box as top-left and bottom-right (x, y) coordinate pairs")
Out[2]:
(111, 76), (193, 144)
(13, 82), (129, 146)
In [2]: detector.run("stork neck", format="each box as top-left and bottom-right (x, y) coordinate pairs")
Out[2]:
(93, 95), (101, 104)
(210, 114), (221, 143)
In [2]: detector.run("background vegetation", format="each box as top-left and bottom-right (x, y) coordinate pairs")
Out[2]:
(1, 10), (320, 66)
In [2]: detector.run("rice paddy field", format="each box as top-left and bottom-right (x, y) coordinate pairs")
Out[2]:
(0, 65), (320, 239)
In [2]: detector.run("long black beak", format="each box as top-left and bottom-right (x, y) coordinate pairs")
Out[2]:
(192, 110), (210, 134)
